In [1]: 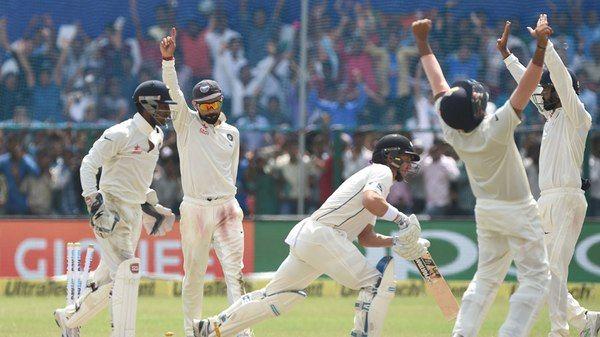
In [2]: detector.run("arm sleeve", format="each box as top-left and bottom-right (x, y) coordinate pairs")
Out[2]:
(504, 54), (545, 114)
(362, 165), (394, 197)
(162, 59), (195, 131)
(489, 100), (522, 144)
(545, 41), (592, 128)
(80, 129), (127, 197)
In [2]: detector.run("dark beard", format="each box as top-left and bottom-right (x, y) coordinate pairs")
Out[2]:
(543, 99), (559, 111)
(200, 113), (220, 124)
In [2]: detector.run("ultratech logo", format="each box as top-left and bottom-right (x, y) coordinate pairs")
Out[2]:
(4, 280), (65, 297)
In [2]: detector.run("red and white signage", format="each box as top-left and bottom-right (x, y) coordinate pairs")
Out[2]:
(0, 219), (254, 280)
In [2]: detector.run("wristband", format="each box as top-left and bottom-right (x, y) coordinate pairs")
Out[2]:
(382, 205), (408, 227)
(162, 56), (174, 61)
(536, 45), (546, 50)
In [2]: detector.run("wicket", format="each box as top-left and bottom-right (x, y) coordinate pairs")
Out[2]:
(65, 242), (95, 337)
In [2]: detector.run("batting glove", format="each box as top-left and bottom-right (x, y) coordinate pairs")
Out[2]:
(393, 237), (430, 261)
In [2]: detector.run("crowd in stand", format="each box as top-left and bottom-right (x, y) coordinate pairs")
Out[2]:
(0, 0), (598, 216)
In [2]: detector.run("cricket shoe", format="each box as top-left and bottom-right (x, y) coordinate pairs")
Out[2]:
(236, 329), (254, 337)
(53, 308), (80, 337)
(581, 311), (600, 337)
(193, 318), (220, 337)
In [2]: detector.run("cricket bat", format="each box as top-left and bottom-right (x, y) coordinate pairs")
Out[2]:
(413, 252), (459, 320)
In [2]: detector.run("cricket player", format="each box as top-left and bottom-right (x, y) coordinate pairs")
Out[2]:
(412, 16), (552, 337)
(54, 80), (176, 337)
(159, 28), (249, 337)
(192, 134), (430, 337)
(497, 18), (599, 337)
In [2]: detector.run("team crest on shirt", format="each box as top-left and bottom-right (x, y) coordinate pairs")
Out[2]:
(227, 134), (233, 141)
(132, 144), (143, 154)
(200, 126), (208, 135)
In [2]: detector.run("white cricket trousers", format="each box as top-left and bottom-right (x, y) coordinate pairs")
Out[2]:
(268, 218), (381, 293)
(208, 219), (381, 337)
(453, 197), (550, 337)
(92, 193), (143, 288)
(539, 187), (588, 337)
(180, 196), (246, 337)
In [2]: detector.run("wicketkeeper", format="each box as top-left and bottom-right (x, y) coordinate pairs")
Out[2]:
(54, 80), (176, 337)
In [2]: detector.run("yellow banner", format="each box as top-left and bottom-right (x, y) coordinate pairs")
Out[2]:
(1, 278), (599, 301)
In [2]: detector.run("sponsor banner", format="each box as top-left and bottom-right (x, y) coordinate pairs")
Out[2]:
(0, 219), (254, 279)
(254, 220), (600, 282)
(2, 278), (599, 303)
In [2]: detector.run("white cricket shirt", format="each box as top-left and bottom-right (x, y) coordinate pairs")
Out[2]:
(437, 99), (533, 202)
(162, 59), (240, 200)
(504, 41), (592, 192)
(307, 164), (394, 241)
(80, 113), (163, 204)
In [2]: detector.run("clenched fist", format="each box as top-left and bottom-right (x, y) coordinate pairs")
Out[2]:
(412, 19), (432, 42)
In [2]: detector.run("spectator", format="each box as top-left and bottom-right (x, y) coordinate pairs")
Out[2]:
(342, 133), (372, 179)
(245, 151), (278, 215)
(213, 33), (246, 113)
(576, 70), (598, 123)
(180, 20), (212, 82)
(0, 72), (29, 120)
(20, 151), (53, 215)
(240, 0), (285, 66)
(98, 77), (128, 122)
(236, 97), (271, 151)
(14, 41), (67, 122)
(264, 96), (289, 126)
(421, 139), (459, 216)
(272, 138), (316, 214)
(0, 137), (40, 214)
(445, 42), (481, 83)
(309, 70), (367, 127)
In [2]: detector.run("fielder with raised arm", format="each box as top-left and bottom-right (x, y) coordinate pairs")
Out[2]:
(412, 16), (552, 337)
(159, 28), (249, 337)
(54, 80), (176, 337)
(497, 17), (599, 337)
(192, 134), (430, 337)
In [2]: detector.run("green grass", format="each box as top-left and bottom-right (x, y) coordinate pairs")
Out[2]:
(1, 295), (598, 337)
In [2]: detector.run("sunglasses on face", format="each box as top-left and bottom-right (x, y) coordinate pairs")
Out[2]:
(195, 100), (223, 111)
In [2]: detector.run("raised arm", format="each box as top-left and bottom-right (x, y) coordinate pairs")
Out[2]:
(544, 39), (590, 126)
(411, 19), (451, 100)
(160, 27), (194, 129)
(509, 14), (553, 116)
(498, 21), (545, 113)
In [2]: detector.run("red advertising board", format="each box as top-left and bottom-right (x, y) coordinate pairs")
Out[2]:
(0, 219), (254, 279)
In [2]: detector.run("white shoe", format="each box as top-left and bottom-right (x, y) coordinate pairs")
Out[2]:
(53, 308), (80, 337)
(236, 329), (254, 337)
(193, 319), (215, 337)
(581, 311), (600, 337)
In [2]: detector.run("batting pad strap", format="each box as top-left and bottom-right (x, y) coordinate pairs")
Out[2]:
(66, 283), (111, 328)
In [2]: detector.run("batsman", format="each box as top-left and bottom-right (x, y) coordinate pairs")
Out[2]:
(192, 134), (430, 337)
(53, 80), (176, 337)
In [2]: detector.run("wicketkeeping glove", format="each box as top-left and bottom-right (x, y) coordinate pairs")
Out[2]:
(86, 193), (120, 238)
